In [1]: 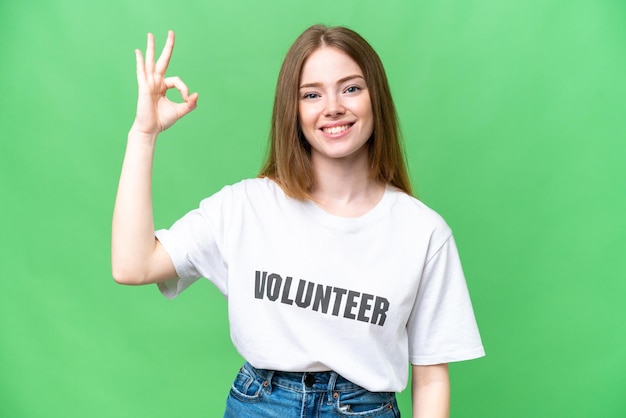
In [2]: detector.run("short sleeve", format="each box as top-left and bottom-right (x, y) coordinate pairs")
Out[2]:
(407, 234), (485, 364)
(154, 188), (231, 299)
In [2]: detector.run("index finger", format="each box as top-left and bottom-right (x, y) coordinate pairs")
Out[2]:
(155, 30), (175, 76)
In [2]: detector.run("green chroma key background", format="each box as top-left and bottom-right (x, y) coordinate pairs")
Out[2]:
(1, 0), (624, 416)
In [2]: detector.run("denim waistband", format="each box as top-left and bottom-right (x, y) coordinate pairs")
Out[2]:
(243, 362), (364, 393)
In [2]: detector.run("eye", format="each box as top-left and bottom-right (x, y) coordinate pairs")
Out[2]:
(301, 92), (320, 100)
(344, 85), (362, 94)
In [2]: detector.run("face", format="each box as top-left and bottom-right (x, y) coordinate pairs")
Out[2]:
(298, 47), (374, 167)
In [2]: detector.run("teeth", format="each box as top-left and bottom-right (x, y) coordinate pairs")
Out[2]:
(323, 124), (351, 134)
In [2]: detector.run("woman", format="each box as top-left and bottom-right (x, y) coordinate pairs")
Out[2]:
(112, 25), (484, 417)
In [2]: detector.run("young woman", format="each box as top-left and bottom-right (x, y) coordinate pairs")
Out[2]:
(112, 25), (484, 417)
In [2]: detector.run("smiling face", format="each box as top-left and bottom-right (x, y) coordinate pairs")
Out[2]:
(298, 47), (374, 169)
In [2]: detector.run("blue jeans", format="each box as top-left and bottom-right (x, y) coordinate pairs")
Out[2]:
(224, 362), (400, 417)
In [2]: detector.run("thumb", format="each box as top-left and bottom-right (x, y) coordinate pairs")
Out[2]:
(175, 92), (198, 118)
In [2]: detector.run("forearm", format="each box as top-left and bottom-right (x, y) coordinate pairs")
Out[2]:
(411, 364), (450, 418)
(111, 130), (159, 284)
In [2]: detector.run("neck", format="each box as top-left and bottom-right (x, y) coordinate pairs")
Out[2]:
(310, 153), (385, 217)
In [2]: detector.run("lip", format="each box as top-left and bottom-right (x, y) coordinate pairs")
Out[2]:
(319, 121), (356, 129)
(318, 121), (356, 138)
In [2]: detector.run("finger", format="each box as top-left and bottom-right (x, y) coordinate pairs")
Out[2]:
(174, 92), (199, 118)
(145, 33), (155, 74)
(135, 49), (146, 83)
(164, 76), (190, 101)
(155, 30), (174, 76)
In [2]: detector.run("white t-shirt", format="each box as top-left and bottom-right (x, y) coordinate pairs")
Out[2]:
(155, 178), (484, 392)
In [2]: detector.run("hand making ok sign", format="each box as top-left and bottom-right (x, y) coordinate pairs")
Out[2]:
(132, 31), (198, 136)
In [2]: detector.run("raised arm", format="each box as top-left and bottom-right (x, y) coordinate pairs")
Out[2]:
(112, 31), (198, 285)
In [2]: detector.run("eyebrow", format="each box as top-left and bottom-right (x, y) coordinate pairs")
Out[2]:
(299, 74), (365, 89)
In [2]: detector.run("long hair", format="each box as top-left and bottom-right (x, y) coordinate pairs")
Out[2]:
(259, 25), (413, 199)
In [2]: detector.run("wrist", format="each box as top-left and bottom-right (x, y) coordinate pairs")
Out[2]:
(128, 126), (159, 146)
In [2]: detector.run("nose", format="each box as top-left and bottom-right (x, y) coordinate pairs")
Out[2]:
(324, 94), (345, 118)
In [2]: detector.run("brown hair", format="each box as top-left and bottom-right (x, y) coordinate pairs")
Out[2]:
(259, 25), (413, 199)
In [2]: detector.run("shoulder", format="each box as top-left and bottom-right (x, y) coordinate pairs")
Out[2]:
(384, 189), (456, 255)
(197, 177), (288, 211)
(220, 177), (287, 203)
(388, 189), (452, 234)
(232, 177), (283, 194)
